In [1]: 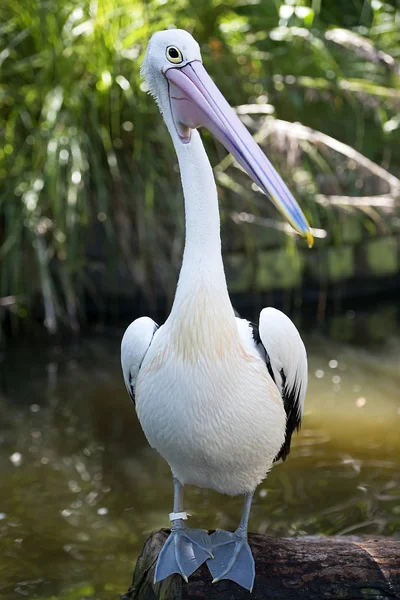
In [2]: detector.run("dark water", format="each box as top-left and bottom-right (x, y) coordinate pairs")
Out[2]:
(0, 306), (400, 599)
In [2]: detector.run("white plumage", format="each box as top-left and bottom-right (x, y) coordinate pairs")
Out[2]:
(136, 321), (285, 495)
(121, 316), (158, 403)
(122, 305), (306, 495)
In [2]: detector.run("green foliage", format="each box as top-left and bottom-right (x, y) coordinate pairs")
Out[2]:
(1, 0), (400, 331)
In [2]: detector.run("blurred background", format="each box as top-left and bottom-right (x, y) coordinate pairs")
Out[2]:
(0, 0), (399, 599)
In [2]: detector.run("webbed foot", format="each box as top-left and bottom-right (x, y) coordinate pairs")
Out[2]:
(206, 529), (255, 592)
(154, 525), (213, 583)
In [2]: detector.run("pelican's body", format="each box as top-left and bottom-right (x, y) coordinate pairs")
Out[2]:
(136, 313), (285, 495)
(121, 29), (312, 592)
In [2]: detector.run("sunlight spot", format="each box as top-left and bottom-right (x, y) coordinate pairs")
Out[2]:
(71, 171), (81, 184)
(329, 359), (338, 368)
(10, 452), (22, 466)
(116, 75), (130, 90)
(120, 47), (140, 61)
(48, 139), (57, 153)
(55, 230), (66, 244)
(279, 5), (294, 19)
(68, 480), (81, 493)
(315, 369), (324, 378)
(23, 191), (38, 212)
(356, 397), (367, 408)
(72, 21), (93, 37)
(33, 178), (44, 192)
(97, 507), (108, 515)
(383, 117), (400, 133)
(101, 71), (112, 87)
(59, 149), (69, 162)
(332, 375), (341, 384)
(30, 404), (40, 413)
(295, 6), (312, 19)
(259, 489), (267, 498)
(86, 491), (98, 506)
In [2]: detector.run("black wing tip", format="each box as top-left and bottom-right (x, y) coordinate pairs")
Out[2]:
(274, 368), (302, 462)
(274, 420), (301, 462)
(250, 324), (303, 463)
(128, 373), (136, 405)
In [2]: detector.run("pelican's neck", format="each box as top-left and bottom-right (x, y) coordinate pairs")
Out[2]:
(176, 130), (222, 268)
(168, 127), (233, 319)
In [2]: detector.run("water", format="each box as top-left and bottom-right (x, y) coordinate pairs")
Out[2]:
(1, 306), (400, 599)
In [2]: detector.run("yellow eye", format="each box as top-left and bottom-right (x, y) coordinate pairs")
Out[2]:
(166, 45), (183, 64)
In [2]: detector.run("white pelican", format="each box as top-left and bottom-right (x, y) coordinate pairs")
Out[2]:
(121, 29), (311, 592)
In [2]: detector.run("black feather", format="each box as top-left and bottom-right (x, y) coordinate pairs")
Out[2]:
(250, 322), (275, 384)
(128, 372), (136, 404)
(250, 321), (301, 463)
(274, 368), (302, 462)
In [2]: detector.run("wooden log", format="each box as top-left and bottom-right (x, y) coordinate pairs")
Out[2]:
(121, 529), (400, 600)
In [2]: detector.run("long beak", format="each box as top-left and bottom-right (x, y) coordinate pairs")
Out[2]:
(165, 60), (313, 246)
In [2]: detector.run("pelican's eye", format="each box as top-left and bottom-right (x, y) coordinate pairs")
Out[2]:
(166, 46), (183, 64)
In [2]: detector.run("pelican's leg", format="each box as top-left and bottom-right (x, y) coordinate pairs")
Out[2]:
(154, 477), (213, 584)
(206, 492), (255, 591)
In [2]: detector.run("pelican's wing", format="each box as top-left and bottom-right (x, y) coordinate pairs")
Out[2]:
(121, 316), (159, 404)
(258, 307), (308, 462)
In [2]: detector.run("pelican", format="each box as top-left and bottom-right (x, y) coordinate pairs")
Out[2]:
(121, 29), (311, 592)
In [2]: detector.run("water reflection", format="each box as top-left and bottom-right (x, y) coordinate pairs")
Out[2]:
(0, 311), (399, 599)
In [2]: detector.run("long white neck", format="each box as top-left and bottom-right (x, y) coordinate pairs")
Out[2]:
(166, 125), (234, 321)
(176, 131), (223, 272)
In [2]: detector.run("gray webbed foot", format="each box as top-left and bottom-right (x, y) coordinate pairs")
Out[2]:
(207, 529), (255, 592)
(154, 524), (213, 583)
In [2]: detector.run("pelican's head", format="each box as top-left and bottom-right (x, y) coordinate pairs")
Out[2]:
(142, 29), (313, 246)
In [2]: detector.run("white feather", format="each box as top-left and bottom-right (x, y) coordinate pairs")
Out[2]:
(121, 316), (158, 402)
(259, 307), (307, 418)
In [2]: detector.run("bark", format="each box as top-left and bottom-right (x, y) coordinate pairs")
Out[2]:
(121, 529), (400, 600)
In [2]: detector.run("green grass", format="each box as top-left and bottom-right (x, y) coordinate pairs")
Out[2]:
(1, 0), (400, 332)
